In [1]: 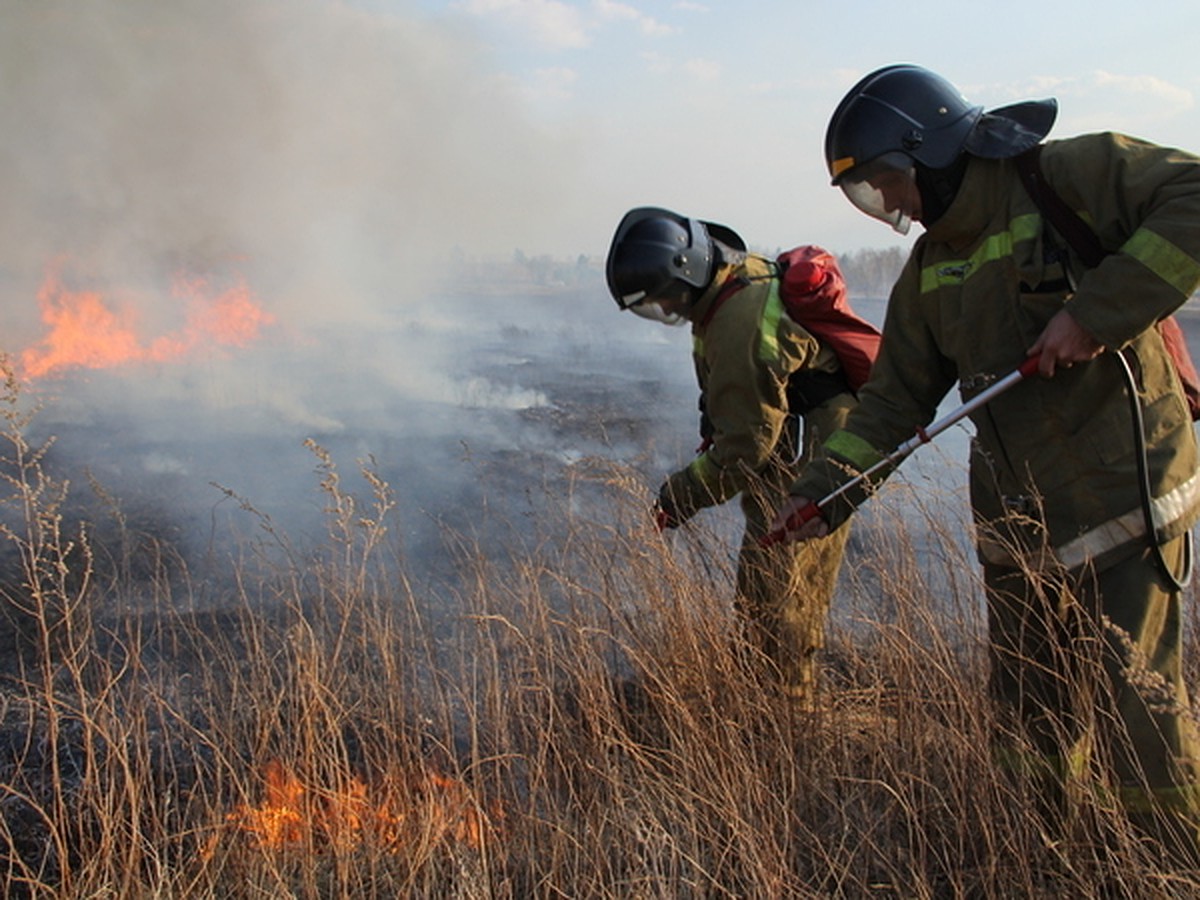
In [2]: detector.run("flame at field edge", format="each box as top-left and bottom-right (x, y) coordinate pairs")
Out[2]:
(17, 264), (276, 380)
(213, 758), (502, 859)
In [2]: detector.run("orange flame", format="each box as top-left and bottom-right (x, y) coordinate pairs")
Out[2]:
(19, 265), (275, 380)
(220, 759), (500, 856)
(230, 759), (311, 849)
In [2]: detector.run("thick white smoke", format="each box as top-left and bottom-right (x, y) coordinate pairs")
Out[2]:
(0, 1), (696, 574)
(0, 1), (582, 333)
(0, 0), (610, 420)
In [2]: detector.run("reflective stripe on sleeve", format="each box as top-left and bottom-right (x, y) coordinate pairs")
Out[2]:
(686, 452), (721, 491)
(757, 280), (784, 364)
(1122, 227), (1200, 297)
(824, 430), (884, 471)
(995, 746), (1200, 814)
(1119, 782), (1200, 814)
(992, 744), (1089, 781)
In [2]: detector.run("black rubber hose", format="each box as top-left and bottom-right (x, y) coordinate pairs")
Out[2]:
(1115, 348), (1193, 590)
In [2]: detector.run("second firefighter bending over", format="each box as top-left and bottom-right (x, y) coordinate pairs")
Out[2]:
(605, 206), (882, 699)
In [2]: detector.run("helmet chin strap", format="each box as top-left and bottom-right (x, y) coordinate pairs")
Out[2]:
(915, 154), (969, 227)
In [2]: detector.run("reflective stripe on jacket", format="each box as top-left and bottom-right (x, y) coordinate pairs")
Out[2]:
(791, 133), (1200, 571)
(663, 254), (841, 518)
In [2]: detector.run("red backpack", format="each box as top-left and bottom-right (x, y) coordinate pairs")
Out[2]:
(706, 245), (882, 393)
(773, 246), (882, 392)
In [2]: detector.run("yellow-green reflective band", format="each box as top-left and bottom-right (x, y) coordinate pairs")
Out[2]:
(993, 746), (1067, 780)
(920, 213), (1041, 293)
(1118, 781), (1200, 814)
(693, 334), (704, 357)
(757, 280), (784, 364)
(1123, 227), (1200, 297)
(686, 452), (721, 490)
(992, 745), (1089, 781)
(824, 430), (884, 470)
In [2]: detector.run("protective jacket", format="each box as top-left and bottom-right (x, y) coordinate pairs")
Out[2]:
(662, 253), (844, 520)
(791, 132), (1200, 572)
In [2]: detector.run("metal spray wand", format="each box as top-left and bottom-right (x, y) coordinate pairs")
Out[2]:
(763, 355), (1041, 546)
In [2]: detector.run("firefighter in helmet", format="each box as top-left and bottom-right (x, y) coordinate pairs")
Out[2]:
(606, 206), (881, 701)
(771, 64), (1200, 864)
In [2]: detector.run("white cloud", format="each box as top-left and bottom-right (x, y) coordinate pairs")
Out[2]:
(683, 57), (721, 82)
(527, 66), (579, 103)
(979, 70), (1194, 141)
(639, 50), (672, 74)
(1092, 70), (1193, 114)
(983, 71), (1192, 116)
(593, 0), (675, 36)
(456, 0), (591, 49)
(635, 50), (718, 80)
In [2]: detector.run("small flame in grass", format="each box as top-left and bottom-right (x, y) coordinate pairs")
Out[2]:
(19, 263), (275, 380)
(231, 759), (310, 849)
(216, 759), (500, 857)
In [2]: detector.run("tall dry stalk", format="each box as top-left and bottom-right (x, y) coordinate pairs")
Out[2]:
(0, 387), (1194, 896)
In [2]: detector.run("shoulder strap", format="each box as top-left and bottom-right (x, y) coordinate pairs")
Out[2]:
(699, 267), (777, 329)
(1016, 146), (1200, 426)
(1014, 146), (1106, 268)
(697, 276), (749, 329)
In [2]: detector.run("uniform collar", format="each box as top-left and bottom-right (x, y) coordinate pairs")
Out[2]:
(921, 156), (1007, 250)
(688, 255), (773, 326)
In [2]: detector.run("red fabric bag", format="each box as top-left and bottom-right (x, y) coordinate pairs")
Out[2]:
(774, 246), (882, 392)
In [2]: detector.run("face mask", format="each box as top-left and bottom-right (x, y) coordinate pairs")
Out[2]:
(621, 282), (693, 326)
(839, 151), (920, 235)
(628, 297), (687, 326)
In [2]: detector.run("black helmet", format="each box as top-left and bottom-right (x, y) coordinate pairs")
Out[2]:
(824, 65), (1057, 233)
(825, 64), (1057, 183)
(606, 207), (714, 313)
(606, 207), (744, 324)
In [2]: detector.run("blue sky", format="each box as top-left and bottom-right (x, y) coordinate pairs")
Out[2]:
(380, 0), (1200, 258)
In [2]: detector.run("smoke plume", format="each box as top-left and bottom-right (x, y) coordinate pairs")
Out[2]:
(0, 1), (580, 325)
(0, 1), (695, 579)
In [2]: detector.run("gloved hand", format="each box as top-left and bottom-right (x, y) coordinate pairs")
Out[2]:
(653, 484), (690, 531)
(697, 396), (714, 453)
(653, 504), (676, 531)
(763, 496), (828, 546)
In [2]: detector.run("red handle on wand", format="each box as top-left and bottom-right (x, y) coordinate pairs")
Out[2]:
(762, 356), (1041, 547)
(760, 500), (824, 548)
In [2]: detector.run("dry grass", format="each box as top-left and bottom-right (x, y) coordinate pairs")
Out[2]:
(0, 370), (1195, 898)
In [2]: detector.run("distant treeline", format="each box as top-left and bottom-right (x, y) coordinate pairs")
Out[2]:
(451, 245), (909, 299)
(830, 246), (908, 299)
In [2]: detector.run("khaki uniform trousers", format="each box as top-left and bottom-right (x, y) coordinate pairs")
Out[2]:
(736, 393), (856, 698)
(987, 534), (1200, 862)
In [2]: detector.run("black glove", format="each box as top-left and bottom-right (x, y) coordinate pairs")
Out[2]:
(697, 395), (714, 452)
(654, 483), (688, 530)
